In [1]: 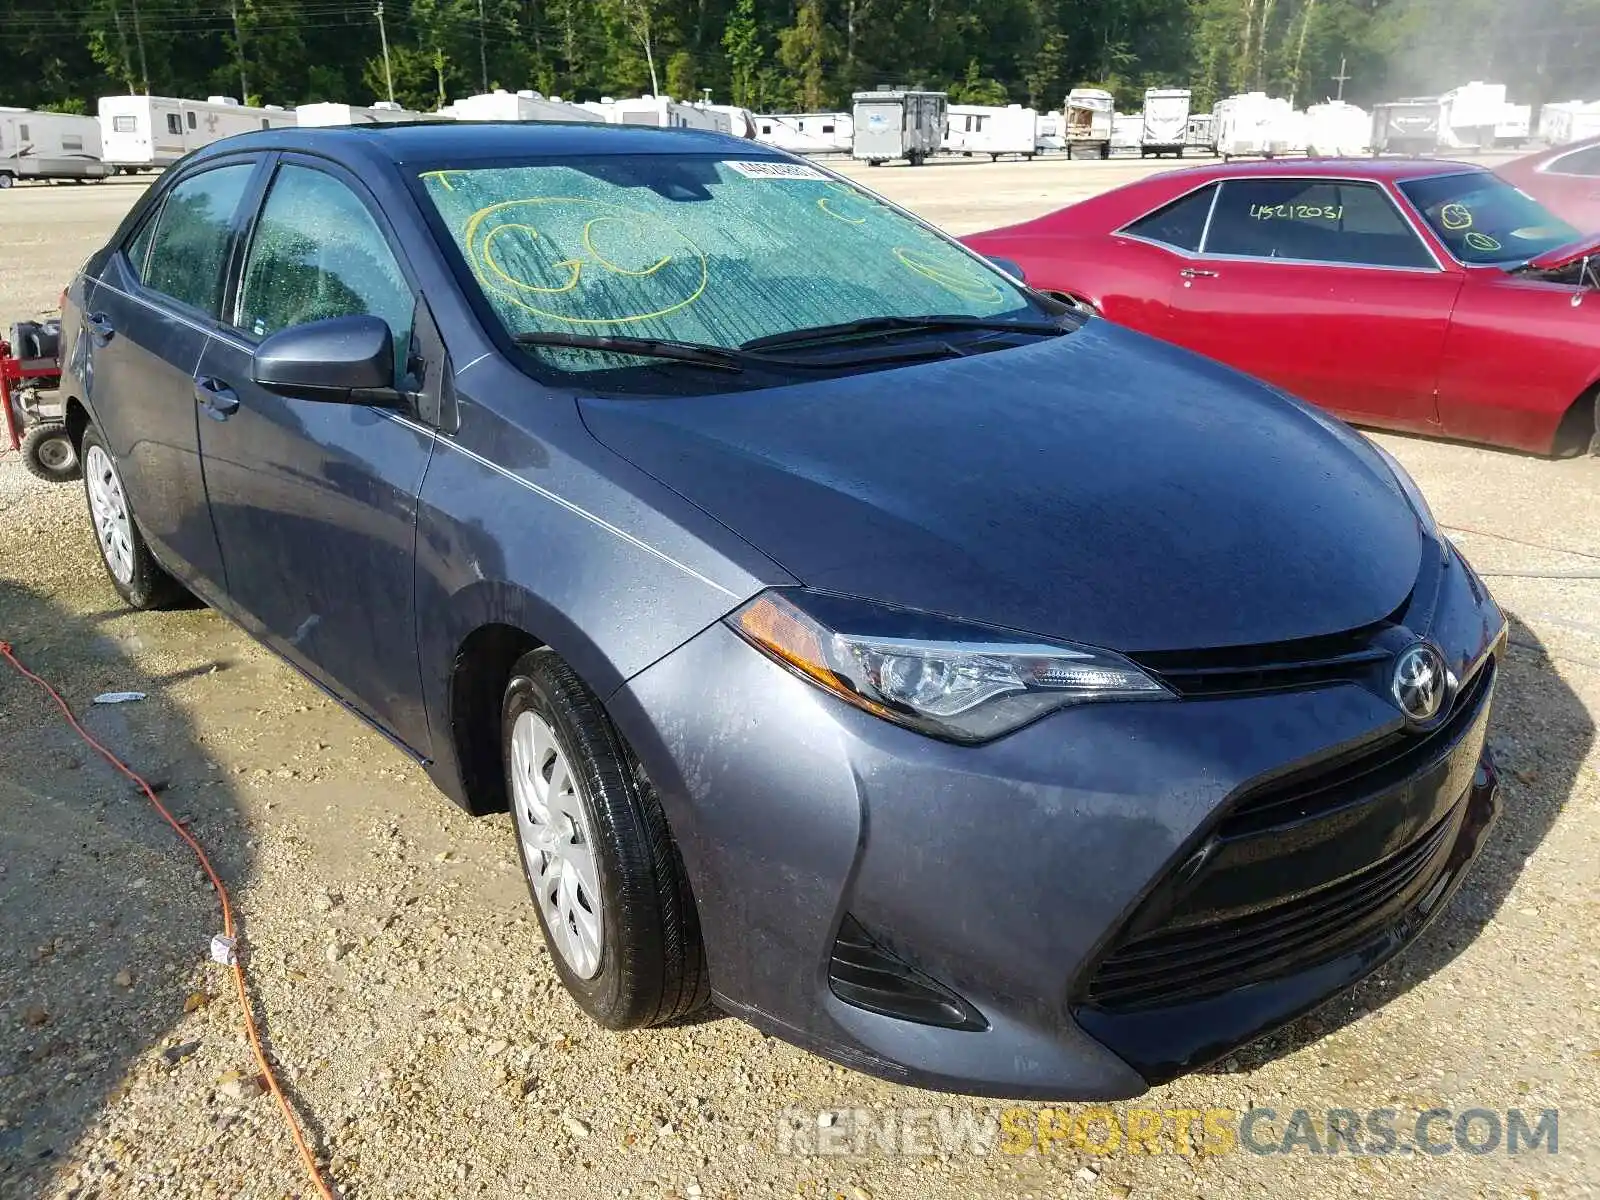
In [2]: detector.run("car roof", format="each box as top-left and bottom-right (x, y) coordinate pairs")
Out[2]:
(187, 120), (781, 169)
(1151, 156), (1485, 184)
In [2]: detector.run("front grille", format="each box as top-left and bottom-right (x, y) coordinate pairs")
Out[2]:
(1078, 656), (1495, 1015)
(1085, 804), (1458, 1010)
(1132, 631), (1393, 698)
(1219, 660), (1494, 838)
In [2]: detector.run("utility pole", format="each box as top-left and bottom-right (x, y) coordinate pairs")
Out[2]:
(477, 0), (489, 93)
(1333, 57), (1351, 103)
(230, 0), (249, 102)
(376, 2), (395, 103)
(111, 4), (134, 94)
(130, 0), (149, 93)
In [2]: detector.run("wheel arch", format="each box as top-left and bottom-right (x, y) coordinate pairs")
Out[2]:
(1552, 382), (1600, 457)
(64, 396), (91, 450)
(425, 580), (640, 816)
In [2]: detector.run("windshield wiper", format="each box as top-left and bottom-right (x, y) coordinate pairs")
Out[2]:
(740, 314), (1068, 352)
(513, 331), (745, 372)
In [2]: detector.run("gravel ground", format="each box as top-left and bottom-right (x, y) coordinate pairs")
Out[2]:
(1, 159), (1597, 1200)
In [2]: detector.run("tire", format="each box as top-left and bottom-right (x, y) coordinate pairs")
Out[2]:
(504, 648), (708, 1030)
(80, 424), (185, 609)
(0, 173), (12, 190)
(21, 422), (80, 482)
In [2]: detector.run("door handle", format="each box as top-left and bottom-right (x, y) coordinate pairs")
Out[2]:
(85, 312), (115, 346)
(194, 376), (240, 419)
(1179, 267), (1219, 279)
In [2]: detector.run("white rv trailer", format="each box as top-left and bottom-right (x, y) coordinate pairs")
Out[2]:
(1264, 107), (1308, 156)
(943, 104), (1037, 160)
(0, 109), (112, 187)
(580, 95), (725, 131)
(753, 112), (852, 153)
(851, 90), (947, 165)
(98, 95), (295, 169)
(444, 89), (601, 123)
(1110, 112), (1143, 155)
(1211, 92), (1295, 158)
(296, 100), (443, 127)
(1305, 101), (1370, 156)
(1493, 103), (1531, 147)
(1035, 111), (1064, 153)
(1065, 88), (1114, 158)
(1538, 100), (1600, 145)
(1185, 112), (1215, 153)
(1140, 88), (1191, 157)
(702, 104), (758, 138)
(1437, 81), (1507, 150)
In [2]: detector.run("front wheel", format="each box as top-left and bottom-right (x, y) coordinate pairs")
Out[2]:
(504, 648), (709, 1030)
(21, 422), (81, 482)
(0, 173), (13, 190)
(80, 425), (184, 609)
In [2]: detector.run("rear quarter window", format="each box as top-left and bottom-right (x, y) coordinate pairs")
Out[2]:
(1122, 184), (1217, 252)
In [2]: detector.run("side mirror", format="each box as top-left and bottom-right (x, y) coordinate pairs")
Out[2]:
(251, 314), (399, 405)
(986, 256), (1027, 283)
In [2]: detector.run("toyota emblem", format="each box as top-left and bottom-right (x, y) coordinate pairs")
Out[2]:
(1391, 642), (1452, 725)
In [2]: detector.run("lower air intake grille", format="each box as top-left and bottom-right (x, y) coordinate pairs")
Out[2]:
(829, 916), (988, 1031)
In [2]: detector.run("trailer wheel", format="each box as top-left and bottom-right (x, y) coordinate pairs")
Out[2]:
(0, 173), (13, 190)
(22, 422), (81, 483)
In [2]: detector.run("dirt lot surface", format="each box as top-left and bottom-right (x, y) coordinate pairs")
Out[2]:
(1, 160), (1597, 1200)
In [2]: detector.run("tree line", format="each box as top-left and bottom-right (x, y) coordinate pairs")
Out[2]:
(3, 0), (1598, 118)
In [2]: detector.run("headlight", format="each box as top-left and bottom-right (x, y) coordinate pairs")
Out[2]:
(727, 590), (1171, 743)
(1370, 442), (1439, 538)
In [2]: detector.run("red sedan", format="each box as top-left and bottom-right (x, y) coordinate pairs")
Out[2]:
(963, 159), (1600, 455)
(1497, 136), (1600, 234)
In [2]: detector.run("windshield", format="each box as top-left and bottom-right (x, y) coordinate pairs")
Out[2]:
(1399, 172), (1579, 265)
(416, 155), (1040, 385)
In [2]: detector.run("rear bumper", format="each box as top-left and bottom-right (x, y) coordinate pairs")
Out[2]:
(608, 543), (1507, 1098)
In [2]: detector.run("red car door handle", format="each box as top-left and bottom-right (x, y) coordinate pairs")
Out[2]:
(1180, 267), (1219, 279)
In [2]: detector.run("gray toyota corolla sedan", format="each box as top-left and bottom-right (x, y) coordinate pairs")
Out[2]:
(58, 122), (1506, 1099)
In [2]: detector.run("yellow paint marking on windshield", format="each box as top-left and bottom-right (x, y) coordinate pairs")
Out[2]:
(582, 216), (672, 276)
(1464, 231), (1502, 253)
(892, 246), (1005, 302)
(460, 196), (708, 326)
(817, 196), (867, 225)
(420, 170), (460, 192)
(1440, 203), (1473, 231)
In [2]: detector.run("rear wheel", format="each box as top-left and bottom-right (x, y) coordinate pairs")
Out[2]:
(504, 648), (709, 1029)
(80, 425), (184, 609)
(0, 173), (13, 190)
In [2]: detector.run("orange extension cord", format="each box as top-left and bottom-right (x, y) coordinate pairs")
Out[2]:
(1, 640), (336, 1200)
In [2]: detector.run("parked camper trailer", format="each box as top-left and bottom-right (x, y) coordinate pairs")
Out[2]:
(1494, 103), (1531, 147)
(0, 109), (111, 187)
(753, 112), (852, 153)
(1065, 88), (1114, 158)
(580, 95), (724, 131)
(98, 95), (295, 169)
(1035, 111), (1065, 153)
(1110, 112), (1143, 156)
(851, 90), (947, 165)
(1539, 100), (1600, 145)
(1140, 88), (1191, 157)
(1264, 107), (1308, 157)
(444, 90), (601, 123)
(1211, 92), (1277, 159)
(1369, 98), (1444, 155)
(943, 104), (1036, 160)
(1185, 113), (1215, 154)
(1305, 101), (1370, 156)
(1436, 81), (1507, 151)
(296, 100), (442, 127)
(702, 104), (758, 138)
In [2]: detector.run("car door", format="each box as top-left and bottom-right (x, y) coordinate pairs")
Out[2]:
(1161, 177), (1466, 430)
(192, 156), (437, 751)
(81, 157), (262, 592)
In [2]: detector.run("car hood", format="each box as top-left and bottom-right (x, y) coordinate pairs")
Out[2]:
(1524, 232), (1600, 272)
(579, 322), (1423, 653)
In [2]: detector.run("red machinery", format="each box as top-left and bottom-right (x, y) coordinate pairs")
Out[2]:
(2, 319), (78, 482)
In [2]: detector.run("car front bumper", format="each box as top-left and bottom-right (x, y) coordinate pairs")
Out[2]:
(607, 543), (1506, 1099)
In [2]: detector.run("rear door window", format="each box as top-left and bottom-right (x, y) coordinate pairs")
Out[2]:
(140, 163), (255, 315)
(1203, 179), (1435, 269)
(1548, 144), (1600, 177)
(1122, 184), (1217, 252)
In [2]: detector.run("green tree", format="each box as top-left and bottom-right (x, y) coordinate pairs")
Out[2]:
(722, 0), (764, 105)
(777, 0), (840, 110)
(951, 59), (1010, 105)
